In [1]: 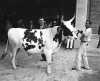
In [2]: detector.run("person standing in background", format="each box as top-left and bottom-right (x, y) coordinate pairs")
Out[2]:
(29, 20), (33, 29)
(97, 25), (100, 48)
(39, 17), (45, 29)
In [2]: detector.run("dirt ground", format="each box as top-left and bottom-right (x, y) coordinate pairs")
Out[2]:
(0, 36), (100, 81)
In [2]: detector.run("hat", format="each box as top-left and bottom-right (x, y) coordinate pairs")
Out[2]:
(40, 18), (44, 21)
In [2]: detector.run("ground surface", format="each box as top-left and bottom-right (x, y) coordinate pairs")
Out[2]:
(0, 34), (99, 81)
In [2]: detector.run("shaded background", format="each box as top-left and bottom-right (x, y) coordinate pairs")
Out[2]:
(0, 0), (76, 19)
(0, 0), (76, 43)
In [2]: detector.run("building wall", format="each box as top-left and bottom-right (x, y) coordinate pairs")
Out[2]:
(90, 0), (100, 34)
(75, 0), (100, 34)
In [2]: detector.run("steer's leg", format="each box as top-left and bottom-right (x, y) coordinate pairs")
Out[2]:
(11, 48), (17, 69)
(45, 51), (52, 74)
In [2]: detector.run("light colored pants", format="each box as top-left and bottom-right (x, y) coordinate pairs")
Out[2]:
(75, 42), (90, 70)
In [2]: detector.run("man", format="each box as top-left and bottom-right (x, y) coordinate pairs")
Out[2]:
(39, 17), (46, 29)
(29, 20), (34, 29)
(39, 17), (47, 61)
(74, 20), (92, 71)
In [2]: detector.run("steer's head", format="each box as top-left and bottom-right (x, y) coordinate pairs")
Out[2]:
(60, 16), (78, 39)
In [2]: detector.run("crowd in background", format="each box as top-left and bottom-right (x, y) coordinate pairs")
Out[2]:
(0, 8), (64, 43)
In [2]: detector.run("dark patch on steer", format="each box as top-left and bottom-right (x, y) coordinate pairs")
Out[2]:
(22, 30), (45, 51)
(38, 46), (41, 49)
(37, 31), (44, 49)
(53, 27), (62, 44)
(24, 29), (38, 43)
(22, 43), (36, 51)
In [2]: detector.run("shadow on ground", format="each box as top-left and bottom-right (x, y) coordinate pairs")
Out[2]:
(80, 71), (100, 81)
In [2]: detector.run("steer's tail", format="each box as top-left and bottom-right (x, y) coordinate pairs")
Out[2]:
(0, 40), (8, 60)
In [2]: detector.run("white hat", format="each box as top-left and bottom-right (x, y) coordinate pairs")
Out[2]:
(40, 18), (44, 21)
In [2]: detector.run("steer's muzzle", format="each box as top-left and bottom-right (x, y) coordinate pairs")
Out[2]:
(72, 31), (78, 39)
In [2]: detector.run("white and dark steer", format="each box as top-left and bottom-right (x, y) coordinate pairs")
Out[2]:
(1, 17), (77, 74)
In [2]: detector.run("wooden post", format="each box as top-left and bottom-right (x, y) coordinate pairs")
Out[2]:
(74, 0), (88, 48)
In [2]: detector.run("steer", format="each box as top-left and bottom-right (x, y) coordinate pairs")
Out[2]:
(1, 27), (61, 74)
(61, 16), (77, 48)
(1, 16), (77, 74)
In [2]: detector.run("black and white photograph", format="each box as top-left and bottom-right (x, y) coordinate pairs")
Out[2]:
(0, 0), (99, 81)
